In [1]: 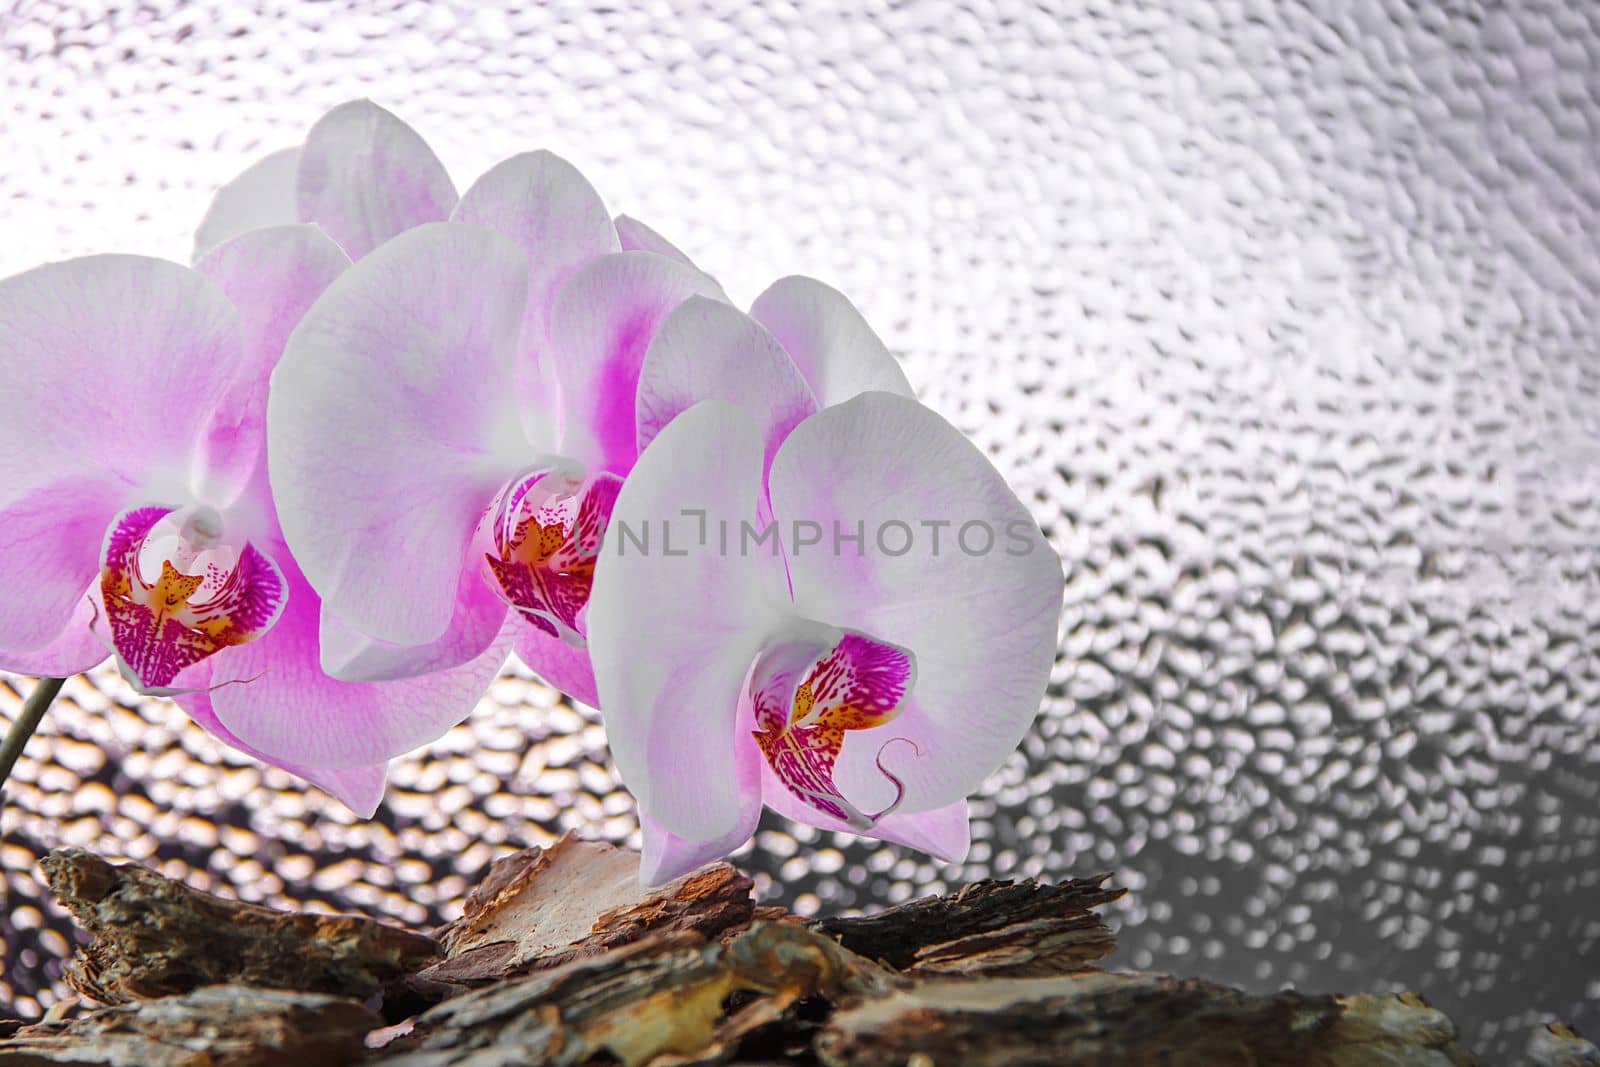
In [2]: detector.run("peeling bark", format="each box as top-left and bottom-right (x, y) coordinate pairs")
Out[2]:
(381, 922), (894, 1067)
(39, 848), (439, 1005)
(1529, 1022), (1600, 1067)
(8, 842), (1543, 1065)
(809, 876), (1122, 977)
(814, 975), (1479, 1067)
(412, 834), (755, 994)
(0, 986), (377, 1067)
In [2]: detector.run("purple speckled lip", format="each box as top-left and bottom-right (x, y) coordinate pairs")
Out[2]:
(752, 629), (914, 828)
(99, 505), (287, 690)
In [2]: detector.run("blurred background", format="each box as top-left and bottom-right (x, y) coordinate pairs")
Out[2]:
(2, 0), (1598, 1056)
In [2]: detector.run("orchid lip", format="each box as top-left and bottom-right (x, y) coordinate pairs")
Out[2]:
(97, 504), (288, 691)
(482, 461), (621, 646)
(749, 620), (919, 830)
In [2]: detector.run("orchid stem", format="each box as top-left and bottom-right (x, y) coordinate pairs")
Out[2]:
(0, 676), (66, 796)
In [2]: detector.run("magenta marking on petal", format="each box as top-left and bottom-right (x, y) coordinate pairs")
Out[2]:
(592, 311), (656, 473)
(750, 627), (917, 828)
(99, 506), (288, 689)
(485, 470), (621, 644)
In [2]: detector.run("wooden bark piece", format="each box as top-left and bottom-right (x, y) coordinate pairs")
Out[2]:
(1314, 993), (1478, 1067)
(39, 848), (439, 1005)
(809, 876), (1122, 977)
(416, 834), (754, 989)
(378, 921), (895, 1067)
(1529, 1022), (1600, 1067)
(815, 972), (1476, 1067)
(0, 985), (378, 1067)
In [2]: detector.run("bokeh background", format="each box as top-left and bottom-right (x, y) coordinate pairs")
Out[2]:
(3, 0), (1598, 1056)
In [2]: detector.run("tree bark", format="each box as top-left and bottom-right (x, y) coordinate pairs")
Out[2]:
(1, 842), (1576, 1066)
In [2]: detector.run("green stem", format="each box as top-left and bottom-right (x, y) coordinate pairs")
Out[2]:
(0, 676), (66, 795)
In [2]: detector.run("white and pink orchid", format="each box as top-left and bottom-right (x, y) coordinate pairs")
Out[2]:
(4, 96), (1065, 874)
(263, 133), (747, 706)
(588, 385), (1063, 883)
(0, 226), (508, 814)
(193, 99), (459, 263)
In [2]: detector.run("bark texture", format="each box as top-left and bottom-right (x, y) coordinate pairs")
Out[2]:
(0, 986), (377, 1067)
(809, 875), (1122, 977)
(38, 847), (439, 1004)
(413, 834), (754, 994)
(1, 841), (1573, 1065)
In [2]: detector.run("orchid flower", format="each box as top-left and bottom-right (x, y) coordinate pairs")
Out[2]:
(587, 393), (1064, 884)
(264, 127), (919, 710)
(193, 97), (704, 274)
(265, 137), (742, 706)
(192, 99), (458, 263)
(0, 226), (508, 814)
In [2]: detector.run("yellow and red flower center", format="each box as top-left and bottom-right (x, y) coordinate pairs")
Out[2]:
(99, 505), (287, 689)
(483, 468), (621, 645)
(751, 629), (916, 828)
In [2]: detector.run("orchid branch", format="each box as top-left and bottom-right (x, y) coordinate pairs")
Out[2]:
(0, 676), (66, 795)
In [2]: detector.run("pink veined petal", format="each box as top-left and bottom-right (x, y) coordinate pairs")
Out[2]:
(758, 774), (971, 864)
(318, 588), (507, 684)
(613, 216), (729, 300)
(0, 254), (245, 524)
(317, 506), (508, 684)
(586, 400), (791, 841)
(176, 663), (389, 817)
(767, 392), (1064, 816)
(453, 151), (621, 422)
(637, 667), (766, 885)
(207, 552), (512, 769)
(511, 623), (599, 708)
(0, 477), (126, 653)
(548, 252), (726, 476)
(750, 276), (915, 407)
(99, 506), (288, 691)
(639, 813), (758, 887)
(636, 297), (819, 477)
(296, 100), (457, 260)
(192, 225), (351, 510)
(269, 222), (532, 647)
(0, 592), (108, 678)
(192, 147), (302, 262)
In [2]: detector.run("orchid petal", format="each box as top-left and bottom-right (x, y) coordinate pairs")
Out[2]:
(192, 225), (351, 508)
(208, 554), (511, 769)
(636, 297), (818, 474)
(176, 664), (389, 816)
(587, 400), (789, 841)
(0, 255), (244, 512)
(0, 478), (124, 652)
(511, 625), (599, 708)
(768, 392), (1063, 816)
(750, 276), (914, 406)
(638, 676), (767, 884)
(269, 222), (530, 647)
(638, 778), (763, 886)
(614, 216), (729, 299)
(192, 147), (301, 262)
(454, 152), (620, 418)
(0, 593), (107, 677)
(760, 774), (971, 864)
(549, 252), (725, 475)
(319, 586), (506, 684)
(296, 100), (456, 259)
